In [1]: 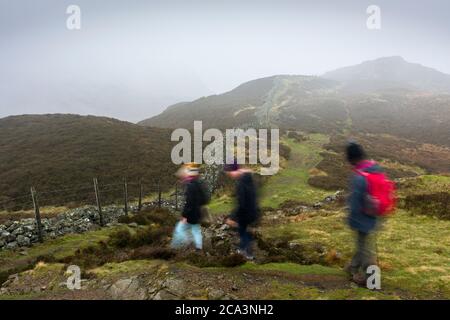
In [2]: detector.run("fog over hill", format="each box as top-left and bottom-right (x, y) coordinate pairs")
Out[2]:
(140, 57), (450, 149)
(323, 56), (450, 93)
(3, 1), (450, 122)
(1, 57), (449, 207)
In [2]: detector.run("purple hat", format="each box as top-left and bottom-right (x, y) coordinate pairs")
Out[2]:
(224, 161), (239, 172)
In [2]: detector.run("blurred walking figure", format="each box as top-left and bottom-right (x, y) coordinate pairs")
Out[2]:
(171, 163), (209, 250)
(345, 142), (396, 285)
(224, 163), (260, 260)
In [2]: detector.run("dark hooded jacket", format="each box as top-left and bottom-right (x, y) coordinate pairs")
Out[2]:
(348, 160), (380, 233)
(232, 172), (259, 226)
(182, 178), (208, 224)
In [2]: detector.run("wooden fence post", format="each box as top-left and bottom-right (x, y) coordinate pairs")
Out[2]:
(123, 178), (128, 215)
(30, 186), (43, 243)
(93, 178), (104, 226)
(175, 182), (178, 211)
(138, 179), (143, 212)
(158, 179), (162, 208)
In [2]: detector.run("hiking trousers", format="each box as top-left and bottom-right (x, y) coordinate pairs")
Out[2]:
(171, 221), (203, 250)
(238, 223), (253, 255)
(350, 231), (376, 273)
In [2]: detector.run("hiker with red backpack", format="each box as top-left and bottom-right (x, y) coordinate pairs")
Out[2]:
(345, 142), (396, 285)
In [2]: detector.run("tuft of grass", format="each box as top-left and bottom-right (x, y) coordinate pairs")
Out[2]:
(130, 246), (177, 261)
(107, 228), (133, 248)
(107, 225), (172, 249)
(397, 175), (450, 197)
(403, 192), (449, 220)
(118, 208), (177, 226)
(181, 252), (247, 268)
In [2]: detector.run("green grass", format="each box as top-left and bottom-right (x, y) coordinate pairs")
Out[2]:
(261, 282), (399, 300)
(260, 209), (450, 299)
(397, 175), (450, 197)
(260, 134), (333, 208)
(89, 260), (166, 279)
(0, 227), (116, 283)
(208, 195), (234, 216)
(207, 133), (334, 214)
(378, 159), (427, 176)
(239, 262), (345, 276)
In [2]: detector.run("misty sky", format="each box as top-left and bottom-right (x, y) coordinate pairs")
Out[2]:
(1, 0), (450, 122)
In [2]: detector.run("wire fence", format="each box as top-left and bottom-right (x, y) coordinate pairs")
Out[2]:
(0, 178), (181, 212)
(0, 177), (183, 241)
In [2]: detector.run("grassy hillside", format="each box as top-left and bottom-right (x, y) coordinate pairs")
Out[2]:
(0, 114), (176, 210)
(1, 202), (448, 299)
(261, 134), (332, 208)
(1, 137), (448, 300)
(139, 76), (278, 129)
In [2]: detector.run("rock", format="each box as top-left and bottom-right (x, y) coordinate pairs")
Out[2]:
(153, 289), (178, 300)
(2, 274), (19, 287)
(17, 235), (31, 247)
(109, 277), (147, 300)
(313, 202), (322, 209)
(23, 225), (35, 232)
(288, 241), (301, 249)
(6, 222), (19, 232)
(202, 230), (214, 252)
(223, 293), (238, 300)
(207, 288), (225, 300)
(6, 242), (18, 250)
(0, 230), (9, 238)
(0, 205), (143, 251)
(12, 227), (24, 236)
(163, 277), (186, 297)
(5, 233), (15, 243)
(128, 222), (138, 228)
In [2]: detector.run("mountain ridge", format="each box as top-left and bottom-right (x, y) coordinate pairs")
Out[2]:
(323, 56), (450, 92)
(139, 57), (450, 151)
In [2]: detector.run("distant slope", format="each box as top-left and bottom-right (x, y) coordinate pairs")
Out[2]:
(0, 114), (176, 209)
(139, 75), (278, 129)
(139, 75), (340, 130)
(140, 62), (450, 148)
(323, 56), (450, 93)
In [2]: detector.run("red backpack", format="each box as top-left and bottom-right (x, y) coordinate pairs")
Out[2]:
(354, 167), (396, 216)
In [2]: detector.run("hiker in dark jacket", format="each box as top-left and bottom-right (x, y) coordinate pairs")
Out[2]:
(345, 142), (379, 283)
(225, 163), (260, 260)
(182, 176), (205, 225)
(171, 163), (207, 250)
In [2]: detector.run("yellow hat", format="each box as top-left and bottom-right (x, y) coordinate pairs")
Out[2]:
(176, 162), (200, 177)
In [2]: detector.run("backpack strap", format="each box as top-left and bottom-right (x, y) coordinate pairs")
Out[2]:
(353, 169), (369, 177)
